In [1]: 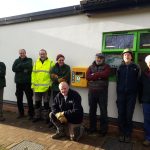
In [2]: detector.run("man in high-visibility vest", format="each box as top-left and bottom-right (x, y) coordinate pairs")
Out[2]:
(32, 49), (55, 123)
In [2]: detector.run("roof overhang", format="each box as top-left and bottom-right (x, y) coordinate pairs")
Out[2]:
(80, 0), (150, 12)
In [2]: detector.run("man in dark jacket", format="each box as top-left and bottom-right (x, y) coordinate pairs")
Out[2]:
(116, 48), (140, 142)
(86, 53), (111, 136)
(139, 55), (150, 147)
(50, 82), (83, 140)
(0, 61), (6, 121)
(12, 49), (34, 119)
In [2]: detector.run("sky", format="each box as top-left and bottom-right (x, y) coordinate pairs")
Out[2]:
(0, 0), (81, 18)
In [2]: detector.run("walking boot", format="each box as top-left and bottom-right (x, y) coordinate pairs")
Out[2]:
(51, 126), (65, 139)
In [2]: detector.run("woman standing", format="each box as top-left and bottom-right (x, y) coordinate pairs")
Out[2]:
(51, 54), (71, 99)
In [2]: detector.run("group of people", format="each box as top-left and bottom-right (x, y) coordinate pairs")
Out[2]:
(86, 48), (150, 146)
(12, 49), (73, 124)
(0, 48), (150, 146)
(0, 48), (83, 141)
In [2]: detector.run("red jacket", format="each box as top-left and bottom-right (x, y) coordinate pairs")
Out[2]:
(86, 61), (111, 90)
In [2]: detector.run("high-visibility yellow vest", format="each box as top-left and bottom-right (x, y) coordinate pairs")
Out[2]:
(31, 58), (55, 92)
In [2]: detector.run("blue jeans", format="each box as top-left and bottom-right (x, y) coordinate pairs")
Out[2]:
(88, 89), (108, 132)
(143, 103), (150, 141)
(116, 92), (137, 136)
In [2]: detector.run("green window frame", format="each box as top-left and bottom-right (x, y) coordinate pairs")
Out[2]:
(137, 30), (150, 52)
(102, 31), (137, 52)
(102, 29), (150, 81)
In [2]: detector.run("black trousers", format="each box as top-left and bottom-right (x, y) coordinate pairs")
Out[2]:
(50, 112), (65, 133)
(0, 88), (4, 117)
(15, 83), (34, 116)
(116, 91), (137, 136)
(88, 89), (108, 133)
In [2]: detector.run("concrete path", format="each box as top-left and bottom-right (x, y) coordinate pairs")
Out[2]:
(0, 111), (149, 150)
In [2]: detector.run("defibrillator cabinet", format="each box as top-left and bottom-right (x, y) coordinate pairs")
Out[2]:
(71, 67), (88, 87)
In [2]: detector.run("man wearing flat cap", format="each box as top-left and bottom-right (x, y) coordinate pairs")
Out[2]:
(116, 48), (140, 142)
(86, 53), (111, 136)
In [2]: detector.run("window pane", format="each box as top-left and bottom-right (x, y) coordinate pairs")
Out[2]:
(105, 34), (134, 49)
(140, 33), (150, 49)
(105, 54), (122, 68)
(105, 54), (122, 79)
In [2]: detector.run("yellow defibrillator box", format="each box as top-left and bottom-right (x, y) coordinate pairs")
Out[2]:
(71, 67), (88, 87)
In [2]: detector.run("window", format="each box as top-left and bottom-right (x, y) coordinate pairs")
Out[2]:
(102, 29), (150, 81)
(139, 32), (150, 50)
(102, 32), (137, 52)
(106, 34), (134, 49)
(105, 54), (122, 68)
(105, 54), (123, 80)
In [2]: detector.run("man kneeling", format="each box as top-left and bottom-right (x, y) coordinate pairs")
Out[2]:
(50, 82), (84, 141)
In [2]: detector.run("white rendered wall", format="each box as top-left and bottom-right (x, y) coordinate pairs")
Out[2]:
(0, 7), (150, 122)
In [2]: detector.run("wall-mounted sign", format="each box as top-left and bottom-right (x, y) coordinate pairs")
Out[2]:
(76, 76), (80, 82)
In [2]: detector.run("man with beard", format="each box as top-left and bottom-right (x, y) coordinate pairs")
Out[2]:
(86, 53), (111, 136)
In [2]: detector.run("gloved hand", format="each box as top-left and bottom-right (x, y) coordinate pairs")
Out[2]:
(55, 112), (64, 119)
(58, 78), (65, 83)
(51, 74), (58, 79)
(55, 112), (67, 123)
(59, 116), (67, 123)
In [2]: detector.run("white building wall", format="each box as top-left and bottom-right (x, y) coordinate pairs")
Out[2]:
(0, 7), (150, 122)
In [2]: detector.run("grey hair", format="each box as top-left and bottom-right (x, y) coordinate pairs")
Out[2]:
(145, 55), (150, 63)
(19, 49), (26, 53)
(59, 81), (69, 90)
